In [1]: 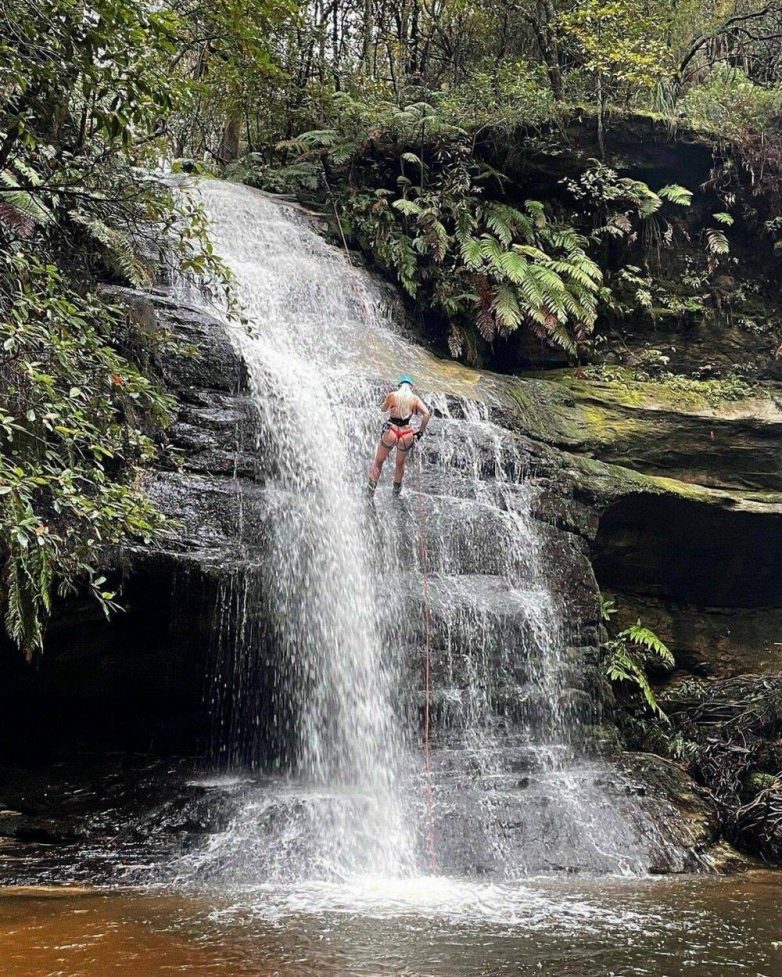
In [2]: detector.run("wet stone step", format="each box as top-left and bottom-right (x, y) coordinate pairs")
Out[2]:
(401, 650), (607, 702)
(391, 573), (562, 654)
(410, 684), (600, 731)
(389, 497), (544, 578)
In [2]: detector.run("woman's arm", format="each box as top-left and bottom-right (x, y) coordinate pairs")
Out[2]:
(414, 396), (431, 435)
(381, 393), (393, 413)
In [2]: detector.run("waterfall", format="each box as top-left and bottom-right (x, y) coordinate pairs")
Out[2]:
(179, 179), (689, 885)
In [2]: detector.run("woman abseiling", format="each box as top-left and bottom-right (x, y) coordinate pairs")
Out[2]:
(368, 374), (431, 496)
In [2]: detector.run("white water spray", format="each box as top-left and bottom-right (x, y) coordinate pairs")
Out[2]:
(177, 179), (693, 886)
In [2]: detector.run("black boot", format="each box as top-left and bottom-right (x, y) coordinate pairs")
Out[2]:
(392, 481), (403, 497)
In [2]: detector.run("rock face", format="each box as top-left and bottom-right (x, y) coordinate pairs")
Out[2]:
(490, 366), (782, 862)
(0, 287), (262, 753)
(1, 264), (778, 868)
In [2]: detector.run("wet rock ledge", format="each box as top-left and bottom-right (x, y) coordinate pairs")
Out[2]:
(0, 287), (262, 754)
(0, 283), (777, 869)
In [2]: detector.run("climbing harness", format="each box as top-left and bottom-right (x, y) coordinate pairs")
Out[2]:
(381, 418), (415, 452)
(415, 442), (437, 873)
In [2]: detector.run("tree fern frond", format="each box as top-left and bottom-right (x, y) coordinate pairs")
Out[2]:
(491, 284), (522, 330)
(0, 170), (53, 234)
(557, 261), (598, 289)
(499, 251), (530, 283)
(543, 317), (579, 354)
(70, 212), (154, 287)
(658, 184), (693, 207)
(454, 207), (477, 244)
(392, 198), (423, 217)
(479, 233), (505, 269)
(706, 227), (730, 254)
(528, 264), (566, 294)
(483, 206), (513, 246)
(712, 211), (734, 226)
(524, 199), (547, 228)
(460, 235), (484, 270)
(401, 151), (425, 168)
(514, 244), (551, 263)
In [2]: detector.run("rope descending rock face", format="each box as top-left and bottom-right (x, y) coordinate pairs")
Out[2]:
(415, 444), (437, 873)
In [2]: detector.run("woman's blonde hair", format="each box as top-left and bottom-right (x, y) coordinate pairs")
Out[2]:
(394, 381), (415, 419)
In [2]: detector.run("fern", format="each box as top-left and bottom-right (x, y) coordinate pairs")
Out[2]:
(625, 622), (675, 666)
(499, 251), (530, 283)
(706, 227), (730, 255)
(454, 207), (477, 244)
(401, 152), (425, 169)
(480, 203), (530, 246)
(545, 318), (579, 354)
(605, 619), (674, 717)
(267, 161), (321, 190)
(712, 211), (734, 225)
(460, 235), (484, 270)
(658, 184), (693, 206)
(392, 198), (423, 217)
(607, 646), (662, 716)
(305, 100), (605, 361)
(277, 129), (339, 153)
(70, 212), (154, 287)
(478, 233), (505, 267)
(492, 284), (522, 330)
(330, 141), (358, 166)
(524, 199), (546, 228)
(0, 169), (53, 235)
(514, 244), (550, 263)
(638, 192), (663, 218)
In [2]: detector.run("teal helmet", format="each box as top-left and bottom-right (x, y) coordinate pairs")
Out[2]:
(397, 374), (414, 387)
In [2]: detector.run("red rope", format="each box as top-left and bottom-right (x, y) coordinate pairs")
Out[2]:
(415, 445), (437, 873)
(382, 378), (436, 869)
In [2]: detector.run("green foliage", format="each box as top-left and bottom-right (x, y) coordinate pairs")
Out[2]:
(605, 619), (674, 717)
(168, 0), (295, 165)
(271, 97), (615, 358)
(1, 0), (780, 648)
(436, 60), (558, 133)
(658, 185), (693, 207)
(681, 66), (782, 140)
(558, 0), (674, 91)
(681, 67), (782, 201)
(0, 252), (172, 658)
(0, 1), (232, 655)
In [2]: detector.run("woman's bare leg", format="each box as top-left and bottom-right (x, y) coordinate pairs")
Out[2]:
(392, 434), (414, 493)
(369, 435), (395, 485)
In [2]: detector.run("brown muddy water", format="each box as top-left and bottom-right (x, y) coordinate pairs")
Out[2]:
(0, 874), (778, 977)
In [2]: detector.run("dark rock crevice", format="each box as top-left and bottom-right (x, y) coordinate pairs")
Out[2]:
(594, 492), (782, 609)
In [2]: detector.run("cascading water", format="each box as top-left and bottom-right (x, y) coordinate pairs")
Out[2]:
(177, 179), (694, 890)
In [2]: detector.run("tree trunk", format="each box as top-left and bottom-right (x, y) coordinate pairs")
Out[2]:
(596, 74), (606, 158)
(218, 113), (241, 164)
(362, 0), (373, 72)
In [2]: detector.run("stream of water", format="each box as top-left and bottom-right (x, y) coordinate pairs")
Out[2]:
(0, 875), (778, 977)
(178, 179), (693, 887)
(0, 179), (776, 976)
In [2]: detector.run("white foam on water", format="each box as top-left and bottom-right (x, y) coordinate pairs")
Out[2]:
(207, 875), (669, 934)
